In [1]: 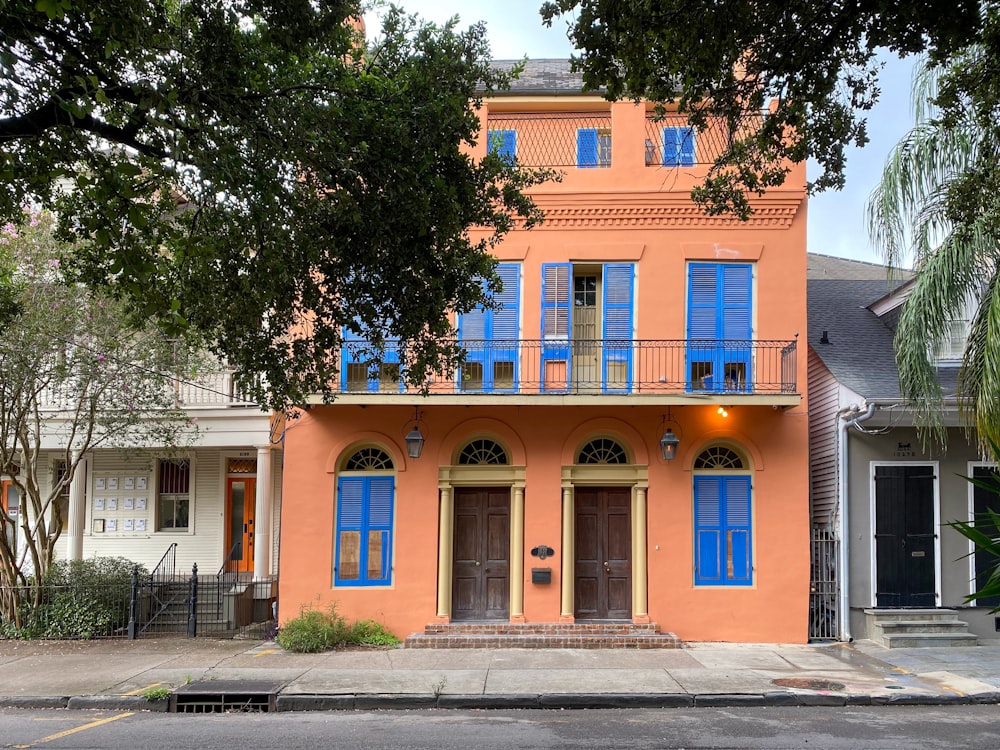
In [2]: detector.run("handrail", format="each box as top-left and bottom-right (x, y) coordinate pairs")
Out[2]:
(150, 542), (178, 582)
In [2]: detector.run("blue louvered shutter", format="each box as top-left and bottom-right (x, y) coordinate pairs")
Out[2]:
(490, 263), (520, 391)
(721, 264), (752, 393)
(365, 477), (394, 585)
(679, 127), (695, 165)
(577, 128), (598, 168)
(335, 477), (364, 584)
(602, 263), (634, 393)
(687, 263), (753, 392)
(687, 264), (718, 390)
(662, 127), (680, 166)
(458, 277), (489, 392)
(694, 477), (723, 584)
(541, 263), (571, 391)
(489, 129), (517, 163)
(724, 477), (752, 585)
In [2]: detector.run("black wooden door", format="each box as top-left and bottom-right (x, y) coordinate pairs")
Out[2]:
(452, 488), (510, 620)
(874, 465), (936, 607)
(574, 487), (631, 619)
(972, 466), (1000, 608)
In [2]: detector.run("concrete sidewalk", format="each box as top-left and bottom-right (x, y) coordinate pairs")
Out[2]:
(1, 638), (999, 712)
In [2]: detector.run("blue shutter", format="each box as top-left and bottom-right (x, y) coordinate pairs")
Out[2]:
(490, 129), (517, 163)
(695, 476), (753, 586)
(490, 263), (520, 391)
(336, 476), (394, 587)
(601, 263), (634, 393)
(694, 477), (723, 584)
(686, 263), (753, 392)
(662, 127), (680, 166)
(577, 128), (598, 168)
(679, 127), (695, 165)
(541, 263), (571, 391)
(366, 477), (394, 585)
(341, 321), (373, 392)
(724, 477), (752, 585)
(458, 277), (489, 392)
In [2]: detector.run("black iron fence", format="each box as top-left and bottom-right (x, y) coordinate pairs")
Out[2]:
(809, 525), (840, 641)
(341, 338), (798, 396)
(1, 561), (276, 641)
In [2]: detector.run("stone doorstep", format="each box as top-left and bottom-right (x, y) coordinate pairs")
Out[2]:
(404, 634), (682, 649)
(881, 632), (979, 648)
(421, 622), (661, 635)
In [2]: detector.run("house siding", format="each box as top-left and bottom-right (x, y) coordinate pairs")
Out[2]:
(808, 348), (841, 525)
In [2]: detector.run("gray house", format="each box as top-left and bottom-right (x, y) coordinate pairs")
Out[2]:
(807, 253), (997, 646)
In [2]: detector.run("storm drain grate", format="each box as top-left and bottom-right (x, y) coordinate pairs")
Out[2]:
(169, 680), (283, 714)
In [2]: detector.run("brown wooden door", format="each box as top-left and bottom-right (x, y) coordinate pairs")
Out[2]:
(226, 477), (256, 572)
(575, 487), (631, 619)
(452, 488), (510, 620)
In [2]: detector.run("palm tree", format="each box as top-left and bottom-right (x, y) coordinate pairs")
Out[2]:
(866, 38), (1000, 448)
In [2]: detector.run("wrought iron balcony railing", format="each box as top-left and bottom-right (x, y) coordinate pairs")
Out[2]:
(340, 338), (797, 396)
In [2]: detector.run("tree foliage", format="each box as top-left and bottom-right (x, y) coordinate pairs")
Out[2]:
(1, 1), (547, 411)
(0, 212), (196, 626)
(541, 0), (984, 218)
(866, 8), (1000, 448)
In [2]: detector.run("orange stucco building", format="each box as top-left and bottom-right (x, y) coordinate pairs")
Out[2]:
(279, 60), (809, 644)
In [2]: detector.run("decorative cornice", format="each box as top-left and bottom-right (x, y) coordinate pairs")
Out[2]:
(526, 192), (805, 230)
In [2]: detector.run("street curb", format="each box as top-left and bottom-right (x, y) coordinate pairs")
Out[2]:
(66, 695), (169, 712)
(0, 696), (68, 709)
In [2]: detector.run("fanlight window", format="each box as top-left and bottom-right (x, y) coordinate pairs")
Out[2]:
(458, 439), (509, 465)
(344, 447), (394, 471)
(694, 446), (745, 470)
(577, 438), (628, 465)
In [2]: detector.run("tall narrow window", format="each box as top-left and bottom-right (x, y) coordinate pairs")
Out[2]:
(488, 129), (517, 163)
(158, 459), (190, 531)
(577, 128), (611, 168)
(687, 263), (753, 393)
(335, 448), (395, 587)
(693, 446), (752, 586)
(458, 263), (520, 392)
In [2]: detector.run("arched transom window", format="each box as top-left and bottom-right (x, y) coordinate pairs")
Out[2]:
(577, 438), (628, 465)
(694, 445), (745, 470)
(458, 439), (509, 465)
(344, 447), (394, 471)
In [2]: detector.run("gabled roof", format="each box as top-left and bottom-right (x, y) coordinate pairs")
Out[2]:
(806, 253), (957, 400)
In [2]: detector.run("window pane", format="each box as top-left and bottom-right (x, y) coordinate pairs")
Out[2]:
(339, 530), (361, 580)
(367, 530), (384, 580)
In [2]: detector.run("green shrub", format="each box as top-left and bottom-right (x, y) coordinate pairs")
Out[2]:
(276, 605), (399, 652)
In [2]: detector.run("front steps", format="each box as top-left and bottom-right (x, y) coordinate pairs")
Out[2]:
(865, 608), (979, 648)
(404, 621), (682, 649)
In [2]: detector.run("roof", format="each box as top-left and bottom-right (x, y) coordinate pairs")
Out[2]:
(807, 254), (957, 400)
(489, 59), (593, 94)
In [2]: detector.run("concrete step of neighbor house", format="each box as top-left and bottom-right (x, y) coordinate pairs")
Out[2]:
(405, 622), (682, 649)
(865, 608), (979, 648)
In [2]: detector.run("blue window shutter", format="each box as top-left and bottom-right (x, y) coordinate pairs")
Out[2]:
(541, 263), (571, 391)
(721, 264), (752, 340)
(489, 129), (517, 163)
(687, 264), (718, 340)
(492, 263), (520, 341)
(694, 477), (723, 584)
(662, 127), (680, 166)
(336, 476), (394, 586)
(679, 127), (696, 165)
(602, 263), (634, 392)
(577, 128), (598, 168)
(724, 477), (752, 584)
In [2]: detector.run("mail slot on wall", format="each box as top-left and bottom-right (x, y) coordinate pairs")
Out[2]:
(531, 567), (552, 584)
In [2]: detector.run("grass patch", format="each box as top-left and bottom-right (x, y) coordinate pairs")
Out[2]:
(276, 604), (400, 653)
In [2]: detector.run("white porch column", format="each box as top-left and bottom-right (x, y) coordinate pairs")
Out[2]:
(66, 450), (86, 561)
(633, 486), (649, 620)
(560, 486), (574, 619)
(253, 445), (273, 577)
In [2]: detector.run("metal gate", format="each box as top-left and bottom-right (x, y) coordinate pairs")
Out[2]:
(809, 525), (840, 640)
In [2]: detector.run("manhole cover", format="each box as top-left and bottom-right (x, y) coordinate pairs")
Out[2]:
(771, 677), (846, 691)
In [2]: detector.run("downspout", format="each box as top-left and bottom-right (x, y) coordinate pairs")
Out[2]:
(837, 401), (876, 641)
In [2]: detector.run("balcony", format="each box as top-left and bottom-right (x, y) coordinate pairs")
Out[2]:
(38, 370), (259, 412)
(333, 338), (798, 405)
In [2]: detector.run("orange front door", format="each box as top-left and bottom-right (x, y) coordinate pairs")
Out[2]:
(226, 477), (256, 572)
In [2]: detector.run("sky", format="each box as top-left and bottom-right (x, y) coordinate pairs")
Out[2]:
(364, 0), (918, 265)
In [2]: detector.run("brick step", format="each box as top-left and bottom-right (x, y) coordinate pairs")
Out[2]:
(422, 622), (661, 636)
(404, 632), (682, 649)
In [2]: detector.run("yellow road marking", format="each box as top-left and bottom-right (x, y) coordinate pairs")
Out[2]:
(891, 667), (911, 674)
(14, 712), (133, 748)
(253, 649), (278, 657)
(121, 682), (162, 696)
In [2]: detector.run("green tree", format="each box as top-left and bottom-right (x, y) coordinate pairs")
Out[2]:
(0, 212), (197, 627)
(1, 1), (546, 411)
(866, 12), (1000, 447)
(540, 0), (984, 218)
